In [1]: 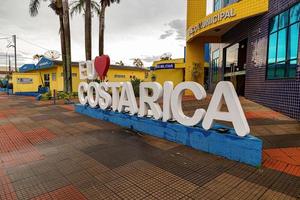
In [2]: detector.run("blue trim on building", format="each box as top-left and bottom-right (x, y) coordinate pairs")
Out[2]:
(75, 104), (262, 167)
(36, 57), (54, 70)
(14, 92), (41, 97)
(19, 64), (37, 72)
(19, 57), (55, 72)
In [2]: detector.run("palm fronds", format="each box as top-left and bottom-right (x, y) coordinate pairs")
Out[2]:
(70, 0), (85, 17)
(29, 0), (41, 16)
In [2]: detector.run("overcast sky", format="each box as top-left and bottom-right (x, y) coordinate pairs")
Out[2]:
(0, 0), (186, 68)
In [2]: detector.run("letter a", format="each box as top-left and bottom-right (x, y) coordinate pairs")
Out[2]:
(202, 81), (250, 137)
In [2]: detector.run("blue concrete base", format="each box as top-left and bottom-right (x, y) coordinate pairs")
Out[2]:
(75, 104), (262, 167)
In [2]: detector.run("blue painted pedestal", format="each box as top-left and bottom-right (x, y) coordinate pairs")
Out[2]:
(75, 104), (262, 167)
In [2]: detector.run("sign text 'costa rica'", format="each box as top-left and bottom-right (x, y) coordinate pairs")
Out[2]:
(78, 57), (250, 137)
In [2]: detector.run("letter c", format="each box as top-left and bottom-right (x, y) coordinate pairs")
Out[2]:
(171, 82), (206, 126)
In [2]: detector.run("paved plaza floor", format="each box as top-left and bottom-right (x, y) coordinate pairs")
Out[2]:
(0, 94), (299, 200)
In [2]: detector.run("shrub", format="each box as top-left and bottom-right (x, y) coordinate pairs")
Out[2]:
(130, 77), (142, 97)
(57, 91), (70, 100)
(40, 91), (52, 100)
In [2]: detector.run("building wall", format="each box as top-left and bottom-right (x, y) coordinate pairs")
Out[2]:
(150, 59), (185, 86)
(106, 68), (147, 82)
(149, 69), (184, 86)
(56, 65), (80, 92)
(12, 73), (41, 93)
(210, 0), (300, 120)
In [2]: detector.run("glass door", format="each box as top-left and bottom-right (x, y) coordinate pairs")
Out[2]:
(223, 39), (247, 96)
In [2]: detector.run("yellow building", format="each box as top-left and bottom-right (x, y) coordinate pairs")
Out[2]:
(186, 0), (269, 85)
(149, 58), (185, 86)
(150, 56), (210, 88)
(12, 57), (149, 94)
(106, 65), (149, 82)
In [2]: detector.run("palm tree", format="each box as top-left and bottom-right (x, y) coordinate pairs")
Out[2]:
(99, 0), (120, 56)
(70, 0), (100, 60)
(29, 0), (72, 93)
(133, 58), (144, 68)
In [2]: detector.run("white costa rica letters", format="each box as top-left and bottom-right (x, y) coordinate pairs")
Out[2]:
(78, 63), (250, 137)
(97, 82), (112, 110)
(171, 82), (206, 126)
(118, 82), (138, 115)
(139, 82), (163, 120)
(78, 81), (250, 137)
(202, 81), (250, 137)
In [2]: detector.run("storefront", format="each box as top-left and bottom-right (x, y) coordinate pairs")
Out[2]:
(186, 0), (300, 120)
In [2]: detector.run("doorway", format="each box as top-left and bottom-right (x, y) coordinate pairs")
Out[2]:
(44, 74), (50, 88)
(223, 39), (247, 96)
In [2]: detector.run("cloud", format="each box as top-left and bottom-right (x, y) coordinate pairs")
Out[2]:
(140, 55), (161, 63)
(159, 30), (174, 39)
(159, 19), (186, 40)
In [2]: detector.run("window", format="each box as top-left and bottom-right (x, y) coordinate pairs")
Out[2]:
(114, 74), (125, 78)
(213, 0), (238, 12)
(17, 78), (33, 84)
(52, 73), (56, 81)
(267, 3), (300, 79)
(214, 0), (222, 11)
(212, 49), (220, 82)
(44, 74), (50, 87)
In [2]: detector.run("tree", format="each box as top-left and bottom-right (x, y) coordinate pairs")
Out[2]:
(70, 0), (100, 60)
(33, 54), (43, 60)
(62, 0), (72, 93)
(133, 58), (144, 68)
(99, 0), (120, 55)
(115, 60), (124, 66)
(29, 0), (72, 93)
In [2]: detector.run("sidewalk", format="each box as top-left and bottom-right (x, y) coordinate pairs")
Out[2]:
(0, 94), (299, 200)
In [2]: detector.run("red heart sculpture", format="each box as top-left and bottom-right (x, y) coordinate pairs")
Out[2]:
(94, 55), (110, 80)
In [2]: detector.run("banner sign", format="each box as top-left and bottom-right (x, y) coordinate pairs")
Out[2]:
(156, 63), (175, 70)
(78, 56), (250, 137)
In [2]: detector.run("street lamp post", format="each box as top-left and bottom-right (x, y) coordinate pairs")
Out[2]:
(12, 35), (17, 72)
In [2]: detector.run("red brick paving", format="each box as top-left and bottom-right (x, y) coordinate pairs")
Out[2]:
(0, 124), (56, 168)
(0, 94), (299, 199)
(31, 185), (87, 200)
(0, 168), (17, 200)
(263, 147), (300, 177)
(59, 105), (75, 111)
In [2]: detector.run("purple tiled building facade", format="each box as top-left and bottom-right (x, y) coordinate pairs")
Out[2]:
(210, 0), (300, 120)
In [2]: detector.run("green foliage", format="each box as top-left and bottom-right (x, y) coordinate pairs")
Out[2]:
(56, 91), (78, 100)
(130, 77), (142, 97)
(192, 62), (201, 81)
(151, 73), (157, 81)
(40, 91), (52, 101)
(57, 91), (71, 100)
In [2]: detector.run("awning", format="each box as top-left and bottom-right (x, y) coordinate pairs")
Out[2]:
(19, 64), (36, 72)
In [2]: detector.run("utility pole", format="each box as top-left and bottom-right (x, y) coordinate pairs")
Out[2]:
(12, 35), (17, 72)
(8, 55), (11, 72)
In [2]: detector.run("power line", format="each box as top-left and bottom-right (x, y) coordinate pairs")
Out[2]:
(18, 37), (50, 51)
(0, 32), (11, 36)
